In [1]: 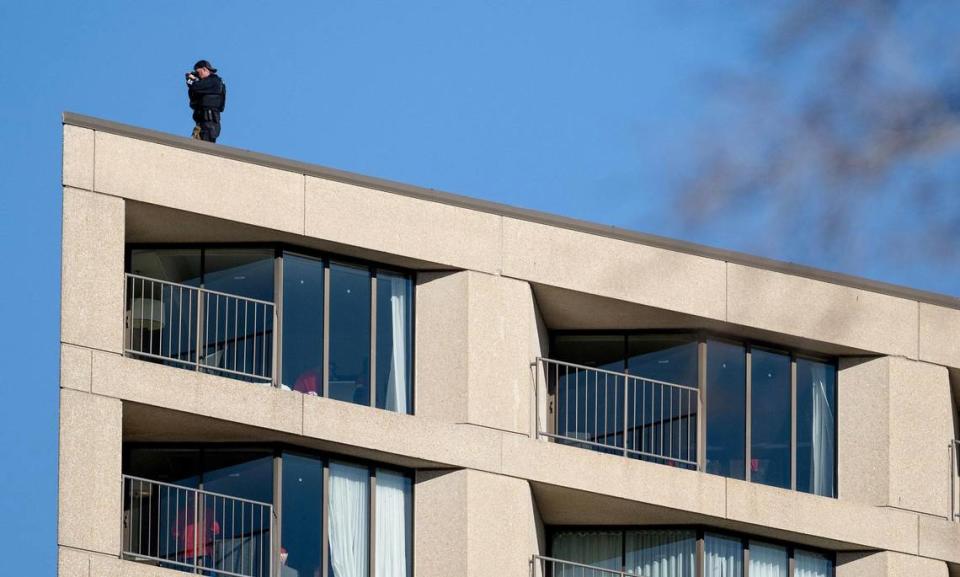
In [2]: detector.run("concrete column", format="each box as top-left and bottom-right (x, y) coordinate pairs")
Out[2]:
(415, 270), (544, 435)
(61, 187), (125, 353)
(58, 389), (123, 555)
(414, 469), (544, 577)
(839, 356), (954, 517)
(836, 551), (948, 577)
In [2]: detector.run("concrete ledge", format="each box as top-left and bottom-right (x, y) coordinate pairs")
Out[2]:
(61, 344), (93, 392)
(918, 515), (960, 565)
(63, 125), (94, 190)
(920, 303), (960, 369)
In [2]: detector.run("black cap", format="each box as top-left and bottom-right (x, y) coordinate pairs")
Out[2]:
(193, 60), (217, 73)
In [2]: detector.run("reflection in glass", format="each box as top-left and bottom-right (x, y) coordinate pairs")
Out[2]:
(282, 453), (323, 577)
(750, 349), (791, 489)
(748, 542), (787, 577)
(796, 358), (836, 497)
(552, 530), (623, 574)
(329, 264), (371, 406)
(376, 469), (412, 577)
(202, 449), (274, 504)
(203, 249), (275, 301)
(329, 462), (369, 577)
(704, 533), (743, 577)
(376, 273), (412, 413)
(625, 529), (696, 577)
(130, 249), (202, 286)
(126, 448), (201, 487)
(283, 254), (324, 395)
(706, 341), (746, 479)
(795, 549), (833, 577)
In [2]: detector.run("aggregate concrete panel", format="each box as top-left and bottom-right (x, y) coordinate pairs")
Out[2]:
(63, 125), (94, 191)
(415, 272), (470, 424)
(415, 469), (468, 577)
(58, 546), (89, 577)
(838, 357), (891, 506)
(304, 176), (501, 273)
(500, 434), (727, 519)
(466, 273), (538, 435)
(837, 551), (948, 577)
(501, 218), (727, 321)
(58, 389), (122, 555)
(919, 515), (960, 565)
(302, 393), (502, 473)
(727, 264), (919, 357)
(91, 352), (303, 435)
(920, 303), (960, 370)
(466, 471), (543, 577)
(61, 344), (93, 392)
(94, 131), (305, 234)
(61, 188), (125, 353)
(888, 358), (953, 517)
(725, 477), (919, 555)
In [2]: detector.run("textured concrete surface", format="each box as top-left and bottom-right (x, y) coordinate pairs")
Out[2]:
(61, 188), (124, 353)
(919, 515), (960, 565)
(415, 469), (469, 577)
(305, 176), (501, 274)
(836, 551), (948, 577)
(63, 125), (94, 191)
(415, 272), (470, 423)
(501, 217), (727, 321)
(58, 546), (89, 577)
(839, 357), (891, 506)
(920, 303), (960, 370)
(94, 131), (305, 234)
(58, 389), (122, 555)
(61, 344), (92, 392)
(466, 471), (543, 577)
(727, 263), (919, 358)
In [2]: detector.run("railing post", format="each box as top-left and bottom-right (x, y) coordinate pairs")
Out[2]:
(622, 374), (630, 457)
(195, 288), (204, 372)
(951, 441), (957, 521)
(193, 489), (200, 574)
(533, 359), (540, 440)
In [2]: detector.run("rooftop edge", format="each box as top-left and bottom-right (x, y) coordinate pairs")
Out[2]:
(63, 111), (960, 312)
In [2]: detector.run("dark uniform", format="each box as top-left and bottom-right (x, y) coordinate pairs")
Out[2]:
(186, 60), (226, 143)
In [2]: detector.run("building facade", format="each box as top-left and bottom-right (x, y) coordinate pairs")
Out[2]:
(59, 113), (960, 577)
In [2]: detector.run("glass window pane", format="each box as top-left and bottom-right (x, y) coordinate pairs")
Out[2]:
(130, 249), (202, 285)
(795, 549), (833, 577)
(706, 340), (746, 479)
(375, 469), (412, 577)
(627, 336), (699, 466)
(329, 462), (370, 577)
(282, 453), (323, 577)
(202, 449), (274, 504)
(750, 349), (791, 489)
(704, 533), (743, 577)
(376, 273), (413, 414)
(552, 335), (625, 371)
(551, 530), (623, 574)
(204, 248), (275, 301)
(625, 529), (696, 577)
(796, 358), (836, 497)
(126, 448), (201, 488)
(329, 264), (372, 406)
(748, 542), (787, 577)
(283, 254), (324, 394)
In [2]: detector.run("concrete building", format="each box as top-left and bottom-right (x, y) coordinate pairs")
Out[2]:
(58, 112), (960, 577)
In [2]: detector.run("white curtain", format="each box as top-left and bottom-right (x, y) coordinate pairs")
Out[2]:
(375, 470), (411, 577)
(552, 530), (622, 576)
(626, 530), (696, 577)
(795, 550), (832, 577)
(810, 363), (835, 497)
(704, 533), (742, 577)
(748, 542), (787, 577)
(329, 462), (369, 577)
(384, 276), (408, 414)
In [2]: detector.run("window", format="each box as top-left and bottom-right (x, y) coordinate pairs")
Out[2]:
(796, 359), (837, 497)
(750, 349), (791, 489)
(705, 340), (746, 480)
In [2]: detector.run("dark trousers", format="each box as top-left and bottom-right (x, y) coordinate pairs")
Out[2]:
(193, 109), (221, 143)
(197, 121), (221, 143)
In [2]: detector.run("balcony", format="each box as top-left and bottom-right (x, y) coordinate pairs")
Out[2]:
(122, 475), (274, 577)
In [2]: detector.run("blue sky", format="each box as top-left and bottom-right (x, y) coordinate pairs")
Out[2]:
(0, 2), (955, 575)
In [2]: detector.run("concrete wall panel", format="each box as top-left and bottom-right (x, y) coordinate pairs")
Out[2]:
(63, 125), (94, 190)
(305, 176), (501, 273)
(838, 357), (890, 506)
(837, 551), (948, 577)
(501, 218), (726, 320)
(58, 389), (122, 555)
(920, 303), (960, 370)
(58, 546), (89, 577)
(94, 132), (305, 234)
(61, 188), (124, 353)
(467, 471), (542, 577)
(61, 344), (92, 392)
(727, 264), (919, 358)
(919, 515), (960, 565)
(415, 470), (468, 577)
(415, 272), (469, 423)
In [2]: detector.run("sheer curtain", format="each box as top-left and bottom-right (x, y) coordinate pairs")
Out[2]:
(748, 542), (787, 577)
(375, 470), (411, 577)
(704, 533), (742, 577)
(795, 550), (832, 577)
(626, 530), (696, 577)
(552, 530), (623, 576)
(385, 276), (408, 414)
(329, 462), (369, 577)
(810, 363), (835, 496)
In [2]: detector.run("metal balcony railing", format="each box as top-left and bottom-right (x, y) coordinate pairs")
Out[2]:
(124, 273), (275, 382)
(535, 357), (700, 469)
(532, 555), (637, 577)
(951, 439), (960, 521)
(122, 475), (274, 577)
